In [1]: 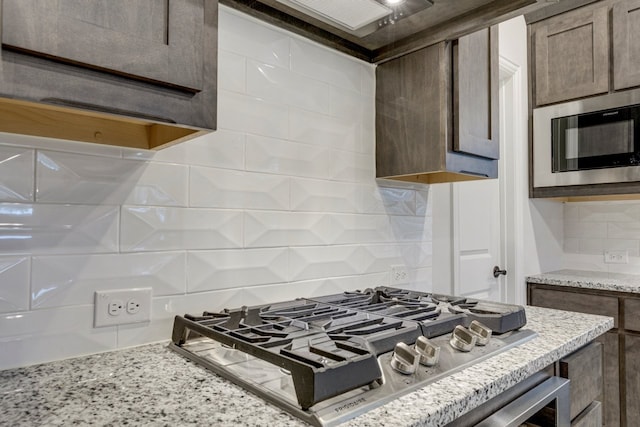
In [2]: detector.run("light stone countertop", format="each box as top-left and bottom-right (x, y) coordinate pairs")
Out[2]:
(527, 269), (640, 294)
(0, 306), (612, 427)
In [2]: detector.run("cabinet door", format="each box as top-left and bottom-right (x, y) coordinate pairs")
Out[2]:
(454, 26), (499, 160)
(625, 334), (640, 426)
(613, 0), (640, 90)
(532, 5), (609, 106)
(2, 0), (204, 92)
(597, 332), (620, 427)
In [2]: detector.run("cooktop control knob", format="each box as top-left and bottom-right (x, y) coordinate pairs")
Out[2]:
(390, 342), (420, 375)
(415, 336), (440, 367)
(468, 320), (492, 346)
(450, 325), (477, 352)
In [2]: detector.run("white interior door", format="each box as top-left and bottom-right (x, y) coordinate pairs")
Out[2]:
(452, 179), (503, 300)
(432, 55), (524, 303)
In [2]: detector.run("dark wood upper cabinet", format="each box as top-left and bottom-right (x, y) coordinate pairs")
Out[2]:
(454, 27), (499, 160)
(531, 4), (609, 106)
(613, 0), (640, 90)
(0, 0), (217, 150)
(376, 27), (499, 184)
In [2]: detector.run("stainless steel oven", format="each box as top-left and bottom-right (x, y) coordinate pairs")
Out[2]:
(533, 88), (640, 188)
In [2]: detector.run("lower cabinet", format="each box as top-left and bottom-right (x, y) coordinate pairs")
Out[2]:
(528, 283), (640, 426)
(625, 334), (640, 426)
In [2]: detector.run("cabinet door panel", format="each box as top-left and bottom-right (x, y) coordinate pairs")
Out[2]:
(2, 0), (203, 92)
(613, 0), (640, 90)
(454, 26), (499, 160)
(533, 5), (609, 106)
(625, 334), (640, 426)
(597, 332), (620, 427)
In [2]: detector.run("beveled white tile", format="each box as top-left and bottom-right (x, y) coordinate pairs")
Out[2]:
(0, 204), (118, 255)
(218, 90), (289, 139)
(0, 146), (34, 202)
(31, 252), (186, 309)
(362, 185), (415, 215)
(290, 38), (361, 92)
(332, 214), (394, 244)
(187, 248), (288, 292)
(289, 245), (364, 281)
(219, 50), (246, 93)
(333, 150), (374, 183)
(416, 189), (432, 216)
(564, 238), (580, 253)
(580, 203), (640, 222)
(608, 221), (640, 240)
(190, 166), (290, 210)
(389, 215), (432, 242)
(564, 204), (580, 222)
(244, 211), (334, 247)
(577, 238), (605, 255)
(329, 86), (366, 120)
(120, 207), (243, 252)
(360, 244), (406, 274)
(124, 129), (245, 171)
(361, 64), (376, 97)
(564, 221), (607, 239)
(290, 178), (360, 213)
(219, 7), (290, 69)
(245, 134), (332, 178)
(289, 109), (360, 152)
(0, 132), (123, 158)
(0, 306), (117, 370)
(0, 257), (29, 313)
(37, 151), (188, 206)
(411, 267), (433, 292)
(247, 60), (329, 113)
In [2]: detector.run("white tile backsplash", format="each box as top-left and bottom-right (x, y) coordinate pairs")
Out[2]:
(0, 6), (433, 370)
(31, 252), (186, 309)
(37, 151), (188, 206)
(0, 204), (118, 255)
(120, 207), (243, 252)
(0, 146), (34, 203)
(563, 201), (640, 271)
(190, 166), (290, 210)
(0, 257), (30, 313)
(187, 248), (289, 292)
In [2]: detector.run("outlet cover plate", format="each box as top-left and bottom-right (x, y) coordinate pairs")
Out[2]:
(94, 288), (152, 328)
(391, 264), (409, 285)
(604, 250), (628, 264)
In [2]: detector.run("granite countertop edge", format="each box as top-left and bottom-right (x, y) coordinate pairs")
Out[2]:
(527, 268), (640, 294)
(0, 307), (614, 427)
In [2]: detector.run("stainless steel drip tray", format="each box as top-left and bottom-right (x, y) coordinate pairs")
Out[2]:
(170, 328), (538, 427)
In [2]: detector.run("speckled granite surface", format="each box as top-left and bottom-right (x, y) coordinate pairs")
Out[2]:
(527, 269), (640, 294)
(0, 306), (612, 427)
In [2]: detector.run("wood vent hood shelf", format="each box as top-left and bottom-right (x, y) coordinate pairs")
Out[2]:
(0, 97), (208, 150)
(381, 171), (492, 185)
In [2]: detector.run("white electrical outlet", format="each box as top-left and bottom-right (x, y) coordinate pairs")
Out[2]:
(391, 264), (409, 285)
(94, 288), (152, 327)
(604, 250), (629, 264)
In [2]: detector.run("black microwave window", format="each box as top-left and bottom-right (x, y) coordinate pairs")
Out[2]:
(552, 104), (640, 172)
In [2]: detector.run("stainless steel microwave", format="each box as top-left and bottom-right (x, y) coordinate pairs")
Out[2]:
(533, 89), (640, 188)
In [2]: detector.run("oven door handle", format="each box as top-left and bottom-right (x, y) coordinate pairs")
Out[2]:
(476, 376), (570, 427)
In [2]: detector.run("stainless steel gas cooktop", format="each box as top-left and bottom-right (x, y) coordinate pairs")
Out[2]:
(169, 287), (536, 426)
